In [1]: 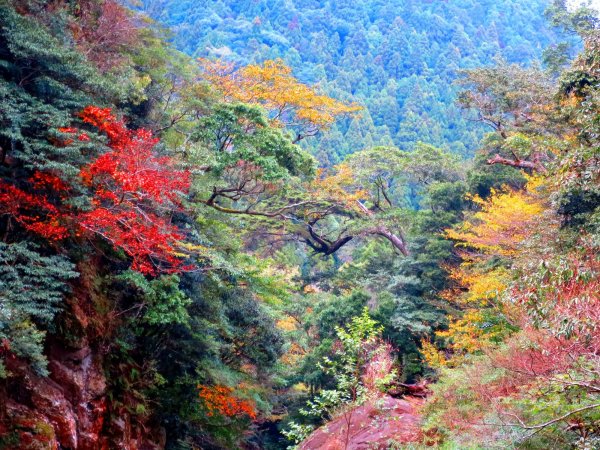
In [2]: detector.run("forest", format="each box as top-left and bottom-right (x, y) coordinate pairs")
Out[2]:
(0, 0), (599, 449)
(140, 0), (571, 162)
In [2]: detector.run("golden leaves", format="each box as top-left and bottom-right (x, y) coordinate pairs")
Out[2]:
(309, 164), (367, 210)
(199, 58), (361, 131)
(420, 339), (448, 369)
(437, 309), (490, 354)
(445, 177), (546, 256)
(425, 177), (549, 367)
(444, 265), (509, 307)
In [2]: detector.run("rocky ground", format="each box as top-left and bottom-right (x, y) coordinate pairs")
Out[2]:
(300, 395), (423, 450)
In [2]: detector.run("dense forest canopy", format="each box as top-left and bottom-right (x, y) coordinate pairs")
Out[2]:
(0, 0), (599, 449)
(140, 0), (575, 163)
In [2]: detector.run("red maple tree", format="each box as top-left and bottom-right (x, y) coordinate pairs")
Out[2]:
(0, 171), (69, 241)
(0, 106), (192, 275)
(77, 106), (192, 275)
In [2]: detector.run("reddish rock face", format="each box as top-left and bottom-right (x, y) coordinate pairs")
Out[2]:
(300, 395), (423, 450)
(2, 344), (108, 449)
(5, 400), (60, 450)
(46, 344), (107, 450)
(29, 375), (78, 448)
(2, 341), (161, 450)
(0, 264), (161, 450)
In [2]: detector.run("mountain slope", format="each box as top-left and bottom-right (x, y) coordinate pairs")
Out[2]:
(141, 0), (568, 163)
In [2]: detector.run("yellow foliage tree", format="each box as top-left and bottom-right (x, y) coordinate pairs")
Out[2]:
(431, 263), (513, 363)
(423, 177), (548, 366)
(445, 177), (546, 256)
(199, 58), (361, 142)
(309, 164), (368, 213)
(443, 264), (509, 307)
(420, 339), (448, 369)
(437, 309), (494, 354)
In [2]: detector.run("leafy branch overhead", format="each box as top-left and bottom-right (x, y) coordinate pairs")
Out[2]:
(188, 63), (439, 257)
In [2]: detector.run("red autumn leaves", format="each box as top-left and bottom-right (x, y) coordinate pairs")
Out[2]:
(197, 385), (257, 420)
(77, 106), (191, 275)
(0, 106), (191, 275)
(0, 171), (69, 241)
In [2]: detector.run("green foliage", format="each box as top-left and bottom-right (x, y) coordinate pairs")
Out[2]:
(285, 309), (395, 447)
(545, 0), (600, 35)
(344, 143), (464, 209)
(324, 144), (469, 380)
(466, 152), (528, 198)
(310, 291), (369, 340)
(281, 422), (314, 448)
(4, 1), (598, 449)
(118, 271), (191, 326)
(140, 0), (570, 161)
(0, 241), (78, 374)
(0, 4), (123, 178)
(193, 102), (316, 181)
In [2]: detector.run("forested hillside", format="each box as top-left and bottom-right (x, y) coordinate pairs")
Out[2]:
(140, 0), (571, 163)
(1, 1), (599, 450)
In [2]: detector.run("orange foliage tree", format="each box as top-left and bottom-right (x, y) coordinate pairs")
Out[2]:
(199, 58), (361, 142)
(197, 385), (257, 420)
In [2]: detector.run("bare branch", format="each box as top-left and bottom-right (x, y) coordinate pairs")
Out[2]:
(504, 403), (600, 434)
(486, 153), (547, 173)
(361, 226), (409, 256)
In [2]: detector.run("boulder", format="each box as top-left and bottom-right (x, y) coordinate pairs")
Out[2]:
(300, 395), (423, 450)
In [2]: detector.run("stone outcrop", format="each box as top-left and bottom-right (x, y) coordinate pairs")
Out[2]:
(3, 343), (108, 449)
(0, 264), (161, 449)
(300, 395), (423, 450)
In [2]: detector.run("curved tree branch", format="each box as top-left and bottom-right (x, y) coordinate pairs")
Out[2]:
(486, 153), (547, 173)
(361, 226), (409, 256)
(198, 196), (410, 257)
(505, 402), (600, 434)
